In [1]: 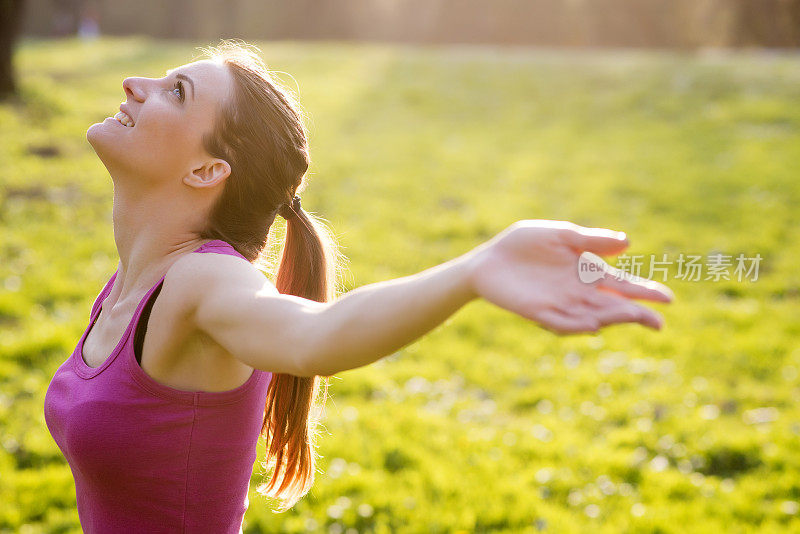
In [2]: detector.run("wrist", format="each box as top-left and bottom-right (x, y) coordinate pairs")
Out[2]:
(457, 245), (490, 303)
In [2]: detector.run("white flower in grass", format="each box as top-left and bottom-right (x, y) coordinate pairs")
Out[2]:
(781, 501), (799, 515)
(357, 503), (374, 517)
(631, 503), (646, 517)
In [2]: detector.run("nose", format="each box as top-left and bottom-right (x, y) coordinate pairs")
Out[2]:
(122, 77), (148, 102)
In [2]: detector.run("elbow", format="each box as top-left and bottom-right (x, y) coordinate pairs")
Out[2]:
(294, 331), (342, 377)
(241, 337), (320, 377)
(293, 307), (336, 378)
(284, 331), (319, 377)
(294, 345), (331, 378)
(293, 354), (317, 378)
(273, 302), (338, 378)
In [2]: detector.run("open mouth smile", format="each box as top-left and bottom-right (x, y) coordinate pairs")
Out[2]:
(114, 111), (135, 127)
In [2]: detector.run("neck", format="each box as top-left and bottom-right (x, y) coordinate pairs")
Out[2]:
(110, 181), (212, 303)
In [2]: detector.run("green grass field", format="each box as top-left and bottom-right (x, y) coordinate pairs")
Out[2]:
(1, 37), (799, 533)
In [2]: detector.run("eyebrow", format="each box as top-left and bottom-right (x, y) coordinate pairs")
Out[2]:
(165, 69), (195, 101)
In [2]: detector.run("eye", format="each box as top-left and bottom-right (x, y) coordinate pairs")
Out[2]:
(172, 80), (185, 102)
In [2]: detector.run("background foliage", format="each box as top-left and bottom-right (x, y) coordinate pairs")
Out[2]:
(0, 38), (799, 533)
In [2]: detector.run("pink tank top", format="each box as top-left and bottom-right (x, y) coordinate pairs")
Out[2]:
(43, 239), (273, 533)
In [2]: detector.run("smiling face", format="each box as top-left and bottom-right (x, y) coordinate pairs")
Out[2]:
(87, 59), (234, 189)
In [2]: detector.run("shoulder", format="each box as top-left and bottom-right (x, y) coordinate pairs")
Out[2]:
(168, 248), (253, 281)
(162, 250), (279, 319)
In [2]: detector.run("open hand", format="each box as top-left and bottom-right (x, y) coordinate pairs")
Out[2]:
(468, 220), (674, 335)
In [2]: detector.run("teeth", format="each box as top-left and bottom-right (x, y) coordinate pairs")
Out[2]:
(114, 111), (135, 127)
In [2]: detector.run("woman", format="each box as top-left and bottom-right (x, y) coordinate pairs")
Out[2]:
(43, 41), (674, 533)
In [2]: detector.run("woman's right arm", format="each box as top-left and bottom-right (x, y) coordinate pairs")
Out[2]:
(173, 220), (674, 377)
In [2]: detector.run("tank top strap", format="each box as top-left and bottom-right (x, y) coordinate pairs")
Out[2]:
(89, 267), (119, 318)
(77, 271), (169, 380)
(193, 239), (249, 261)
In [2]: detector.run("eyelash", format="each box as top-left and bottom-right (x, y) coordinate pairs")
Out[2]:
(172, 81), (185, 102)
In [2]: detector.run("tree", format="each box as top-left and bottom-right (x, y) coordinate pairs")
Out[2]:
(0, 0), (26, 99)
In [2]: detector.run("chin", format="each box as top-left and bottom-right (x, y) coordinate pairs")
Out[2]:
(87, 124), (110, 161)
(86, 117), (120, 145)
(86, 123), (100, 145)
(87, 120), (129, 175)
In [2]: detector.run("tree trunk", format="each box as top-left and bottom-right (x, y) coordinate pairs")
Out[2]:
(0, 0), (25, 99)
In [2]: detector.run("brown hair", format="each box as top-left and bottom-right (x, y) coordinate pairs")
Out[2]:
(196, 40), (344, 512)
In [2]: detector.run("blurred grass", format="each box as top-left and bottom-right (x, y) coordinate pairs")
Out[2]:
(1, 37), (799, 533)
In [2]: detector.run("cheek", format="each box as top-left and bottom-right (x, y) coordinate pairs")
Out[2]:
(136, 113), (201, 165)
(139, 113), (181, 146)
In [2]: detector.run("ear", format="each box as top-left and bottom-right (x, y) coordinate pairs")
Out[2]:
(183, 158), (231, 189)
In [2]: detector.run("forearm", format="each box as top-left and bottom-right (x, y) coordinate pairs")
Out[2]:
(303, 250), (481, 376)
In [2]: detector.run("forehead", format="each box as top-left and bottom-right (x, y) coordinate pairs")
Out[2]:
(166, 59), (233, 105)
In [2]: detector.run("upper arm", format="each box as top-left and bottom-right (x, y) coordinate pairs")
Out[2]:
(165, 253), (324, 377)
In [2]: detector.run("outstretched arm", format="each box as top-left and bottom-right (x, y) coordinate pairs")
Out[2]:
(176, 220), (674, 377)
(299, 250), (479, 376)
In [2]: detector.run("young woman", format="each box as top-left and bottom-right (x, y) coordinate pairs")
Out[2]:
(43, 41), (674, 533)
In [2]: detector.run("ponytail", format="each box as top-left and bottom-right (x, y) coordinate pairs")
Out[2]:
(257, 204), (343, 512)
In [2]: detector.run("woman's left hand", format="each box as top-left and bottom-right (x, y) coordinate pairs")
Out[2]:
(466, 219), (674, 335)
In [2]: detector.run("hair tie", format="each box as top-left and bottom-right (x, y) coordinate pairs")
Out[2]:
(278, 194), (301, 220)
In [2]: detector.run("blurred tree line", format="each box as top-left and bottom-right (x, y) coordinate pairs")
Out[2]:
(20, 0), (800, 48)
(2, 0), (798, 98)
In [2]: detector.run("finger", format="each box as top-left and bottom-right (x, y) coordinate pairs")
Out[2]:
(562, 225), (630, 256)
(582, 290), (665, 329)
(597, 270), (675, 303)
(582, 296), (665, 330)
(536, 308), (599, 335)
